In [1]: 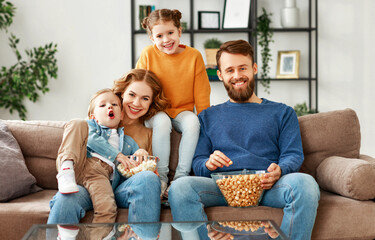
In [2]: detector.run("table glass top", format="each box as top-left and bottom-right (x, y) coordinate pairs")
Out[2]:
(23, 220), (288, 240)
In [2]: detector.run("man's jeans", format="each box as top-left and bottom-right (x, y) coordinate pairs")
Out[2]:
(47, 171), (161, 224)
(169, 172), (320, 240)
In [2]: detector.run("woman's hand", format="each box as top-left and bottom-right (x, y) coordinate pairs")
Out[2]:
(133, 148), (149, 162)
(206, 150), (233, 171)
(261, 163), (281, 189)
(118, 225), (139, 240)
(116, 153), (138, 170)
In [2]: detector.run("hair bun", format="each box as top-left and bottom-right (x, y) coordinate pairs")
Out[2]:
(141, 17), (149, 30)
(172, 9), (182, 20)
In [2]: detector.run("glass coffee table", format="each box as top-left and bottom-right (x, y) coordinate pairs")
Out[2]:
(23, 220), (288, 240)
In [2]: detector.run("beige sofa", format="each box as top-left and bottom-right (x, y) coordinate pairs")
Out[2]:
(1, 108), (375, 240)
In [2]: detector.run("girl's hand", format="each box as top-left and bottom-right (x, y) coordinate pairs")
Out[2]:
(133, 149), (149, 163)
(206, 150), (233, 171)
(116, 153), (138, 170)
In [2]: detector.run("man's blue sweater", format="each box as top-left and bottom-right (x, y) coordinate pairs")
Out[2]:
(192, 99), (304, 177)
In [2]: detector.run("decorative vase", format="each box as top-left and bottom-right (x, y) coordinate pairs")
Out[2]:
(281, 0), (299, 28)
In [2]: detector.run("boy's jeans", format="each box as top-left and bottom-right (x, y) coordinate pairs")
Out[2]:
(169, 173), (320, 240)
(145, 111), (200, 183)
(48, 170), (161, 224)
(51, 119), (161, 224)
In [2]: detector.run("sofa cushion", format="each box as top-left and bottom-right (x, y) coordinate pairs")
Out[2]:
(298, 109), (361, 178)
(0, 190), (55, 240)
(0, 121), (42, 202)
(4, 120), (65, 190)
(312, 190), (375, 239)
(316, 156), (375, 200)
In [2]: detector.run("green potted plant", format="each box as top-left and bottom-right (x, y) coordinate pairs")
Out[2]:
(203, 38), (222, 67)
(256, 8), (273, 94)
(0, 0), (58, 120)
(293, 102), (316, 116)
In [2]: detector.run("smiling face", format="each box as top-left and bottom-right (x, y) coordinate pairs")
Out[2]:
(90, 91), (123, 129)
(121, 80), (153, 124)
(217, 52), (259, 103)
(150, 20), (183, 55)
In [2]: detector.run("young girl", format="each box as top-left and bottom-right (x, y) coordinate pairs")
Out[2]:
(137, 9), (211, 197)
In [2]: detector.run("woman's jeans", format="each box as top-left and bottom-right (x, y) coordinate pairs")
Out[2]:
(47, 171), (161, 224)
(145, 111), (200, 183)
(169, 172), (320, 240)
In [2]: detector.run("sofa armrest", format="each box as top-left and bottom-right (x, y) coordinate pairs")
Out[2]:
(316, 156), (375, 200)
(359, 154), (375, 165)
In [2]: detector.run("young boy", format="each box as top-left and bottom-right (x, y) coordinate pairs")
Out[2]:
(56, 88), (147, 224)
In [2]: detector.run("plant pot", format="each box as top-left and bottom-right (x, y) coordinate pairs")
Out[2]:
(205, 48), (219, 67)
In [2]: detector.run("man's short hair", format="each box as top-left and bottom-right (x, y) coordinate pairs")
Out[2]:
(216, 40), (255, 71)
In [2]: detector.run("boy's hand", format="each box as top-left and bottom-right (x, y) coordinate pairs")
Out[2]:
(133, 149), (149, 162)
(116, 153), (138, 170)
(206, 150), (233, 171)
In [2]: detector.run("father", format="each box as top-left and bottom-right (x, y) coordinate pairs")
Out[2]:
(169, 40), (320, 240)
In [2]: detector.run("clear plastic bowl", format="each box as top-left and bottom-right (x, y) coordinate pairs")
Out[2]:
(211, 169), (266, 207)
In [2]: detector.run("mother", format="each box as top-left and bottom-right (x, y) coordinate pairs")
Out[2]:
(47, 69), (169, 225)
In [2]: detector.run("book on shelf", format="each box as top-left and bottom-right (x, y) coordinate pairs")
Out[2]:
(138, 5), (155, 30)
(206, 66), (219, 81)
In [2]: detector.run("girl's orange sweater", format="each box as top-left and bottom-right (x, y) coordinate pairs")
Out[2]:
(136, 44), (211, 118)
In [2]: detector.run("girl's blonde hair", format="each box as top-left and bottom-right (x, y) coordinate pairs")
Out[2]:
(141, 9), (182, 35)
(112, 69), (170, 122)
(87, 88), (120, 118)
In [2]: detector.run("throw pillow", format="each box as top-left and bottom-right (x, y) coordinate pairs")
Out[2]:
(316, 156), (375, 200)
(0, 121), (42, 202)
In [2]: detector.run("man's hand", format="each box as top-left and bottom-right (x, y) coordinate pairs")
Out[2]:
(207, 224), (233, 240)
(262, 221), (280, 239)
(205, 150), (233, 171)
(261, 163), (281, 189)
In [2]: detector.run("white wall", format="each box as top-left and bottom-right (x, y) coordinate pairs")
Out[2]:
(1, 0), (374, 156)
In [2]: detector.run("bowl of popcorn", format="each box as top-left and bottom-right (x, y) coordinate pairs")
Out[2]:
(117, 155), (159, 178)
(211, 169), (266, 207)
(211, 220), (268, 236)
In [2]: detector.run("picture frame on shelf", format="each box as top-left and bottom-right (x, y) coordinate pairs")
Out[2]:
(276, 50), (300, 79)
(198, 11), (220, 30)
(222, 0), (251, 29)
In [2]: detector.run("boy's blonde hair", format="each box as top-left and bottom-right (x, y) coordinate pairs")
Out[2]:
(87, 88), (120, 117)
(141, 9), (182, 35)
(113, 69), (170, 122)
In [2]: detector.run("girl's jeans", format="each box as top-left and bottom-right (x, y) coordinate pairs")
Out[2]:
(47, 171), (161, 224)
(145, 111), (200, 183)
(169, 173), (320, 240)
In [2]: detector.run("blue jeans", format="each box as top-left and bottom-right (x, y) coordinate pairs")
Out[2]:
(169, 173), (320, 240)
(145, 111), (200, 183)
(47, 171), (161, 224)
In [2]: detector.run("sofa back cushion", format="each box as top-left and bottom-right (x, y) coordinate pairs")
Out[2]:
(298, 108), (361, 178)
(3, 108), (362, 189)
(4, 120), (65, 189)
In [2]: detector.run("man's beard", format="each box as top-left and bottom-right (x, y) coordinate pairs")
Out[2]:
(223, 77), (255, 102)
